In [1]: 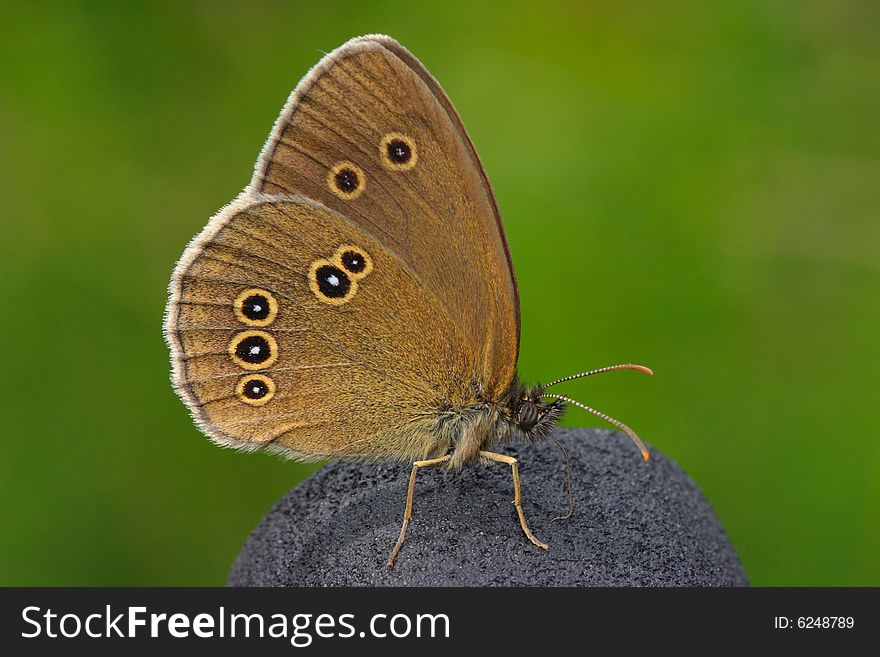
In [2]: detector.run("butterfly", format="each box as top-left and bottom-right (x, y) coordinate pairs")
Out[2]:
(164, 34), (651, 567)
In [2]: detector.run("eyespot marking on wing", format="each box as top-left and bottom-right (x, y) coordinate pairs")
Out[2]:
(229, 330), (279, 370)
(308, 258), (357, 305)
(234, 288), (278, 327)
(236, 374), (276, 406)
(379, 132), (417, 171)
(333, 244), (373, 279)
(328, 161), (366, 200)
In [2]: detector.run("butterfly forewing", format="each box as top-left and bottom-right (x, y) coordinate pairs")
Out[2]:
(254, 35), (519, 397)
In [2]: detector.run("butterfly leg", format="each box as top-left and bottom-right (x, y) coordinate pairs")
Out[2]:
(479, 451), (549, 551)
(386, 454), (452, 568)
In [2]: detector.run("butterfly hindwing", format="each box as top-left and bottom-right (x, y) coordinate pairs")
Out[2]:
(166, 196), (472, 461)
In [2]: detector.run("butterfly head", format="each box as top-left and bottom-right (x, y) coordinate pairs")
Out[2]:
(511, 387), (565, 441)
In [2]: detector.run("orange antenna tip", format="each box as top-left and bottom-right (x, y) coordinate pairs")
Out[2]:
(543, 363), (654, 389)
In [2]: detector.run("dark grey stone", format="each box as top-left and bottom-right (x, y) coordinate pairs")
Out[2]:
(228, 427), (748, 586)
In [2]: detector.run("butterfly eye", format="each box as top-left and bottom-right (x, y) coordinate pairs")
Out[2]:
(234, 288), (278, 327)
(308, 259), (358, 305)
(228, 330), (279, 370)
(380, 133), (417, 171)
(333, 244), (373, 279)
(236, 374), (276, 406)
(328, 161), (366, 200)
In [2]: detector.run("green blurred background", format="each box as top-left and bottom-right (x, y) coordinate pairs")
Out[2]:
(1, 1), (877, 586)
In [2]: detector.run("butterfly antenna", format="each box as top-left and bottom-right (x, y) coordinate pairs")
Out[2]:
(544, 363), (653, 389)
(550, 433), (573, 522)
(542, 393), (650, 462)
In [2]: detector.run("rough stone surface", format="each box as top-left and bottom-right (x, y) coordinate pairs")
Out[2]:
(228, 428), (748, 586)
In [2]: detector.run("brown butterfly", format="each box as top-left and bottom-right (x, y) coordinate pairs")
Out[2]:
(164, 34), (651, 567)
